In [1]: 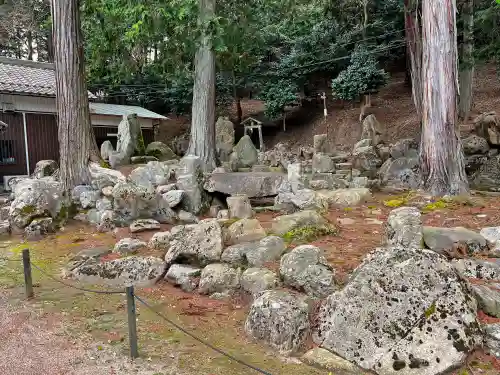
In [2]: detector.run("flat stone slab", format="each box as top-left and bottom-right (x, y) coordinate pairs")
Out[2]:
(204, 172), (287, 197)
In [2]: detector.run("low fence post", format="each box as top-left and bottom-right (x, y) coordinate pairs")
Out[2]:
(126, 286), (139, 359)
(22, 249), (33, 299)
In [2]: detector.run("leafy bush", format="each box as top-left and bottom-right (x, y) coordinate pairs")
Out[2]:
(331, 47), (389, 101)
(259, 79), (298, 120)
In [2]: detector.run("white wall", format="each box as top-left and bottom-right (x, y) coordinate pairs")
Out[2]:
(0, 94), (154, 128)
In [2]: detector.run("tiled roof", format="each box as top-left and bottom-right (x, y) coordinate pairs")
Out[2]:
(89, 102), (168, 120)
(0, 57), (96, 98)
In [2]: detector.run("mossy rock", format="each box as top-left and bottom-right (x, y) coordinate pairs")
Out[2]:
(145, 141), (178, 161)
(282, 225), (338, 244)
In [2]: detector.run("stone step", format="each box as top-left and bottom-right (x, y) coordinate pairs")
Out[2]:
(335, 162), (353, 171)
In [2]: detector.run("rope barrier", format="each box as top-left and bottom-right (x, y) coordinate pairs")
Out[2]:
(134, 294), (273, 375)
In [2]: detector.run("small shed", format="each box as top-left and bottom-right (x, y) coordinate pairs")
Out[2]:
(0, 57), (167, 183)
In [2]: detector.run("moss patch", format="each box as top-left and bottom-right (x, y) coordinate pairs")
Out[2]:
(422, 200), (448, 213)
(383, 198), (406, 208)
(282, 225), (338, 244)
(20, 205), (36, 215)
(99, 159), (111, 169)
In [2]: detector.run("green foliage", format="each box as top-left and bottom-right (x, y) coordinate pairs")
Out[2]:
(259, 80), (298, 119)
(383, 199), (406, 208)
(424, 302), (436, 318)
(282, 225), (338, 244)
(422, 200), (448, 213)
(332, 47), (389, 101)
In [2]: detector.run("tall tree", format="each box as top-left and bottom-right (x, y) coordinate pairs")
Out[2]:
(404, 0), (423, 120)
(458, 0), (475, 120)
(420, 0), (468, 196)
(51, 0), (99, 192)
(187, 0), (217, 171)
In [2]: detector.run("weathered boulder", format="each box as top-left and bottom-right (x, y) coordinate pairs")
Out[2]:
(9, 178), (64, 229)
(302, 348), (359, 374)
(128, 161), (171, 189)
(465, 154), (488, 176)
(145, 141), (178, 161)
(100, 140), (114, 160)
(312, 153), (335, 173)
(113, 238), (146, 254)
(131, 155), (159, 164)
(112, 182), (157, 222)
(287, 163), (304, 193)
(96, 210), (116, 233)
(177, 210), (198, 223)
(72, 256), (165, 287)
(156, 184), (177, 194)
(271, 210), (327, 236)
(109, 114), (143, 168)
(163, 190), (184, 208)
(241, 268), (279, 296)
(227, 195), (254, 219)
(215, 116), (235, 160)
(221, 242), (257, 265)
(89, 162), (126, 190)
(148, 231), (170, 250)
(80, 189), (100, 209)
(198, 263), (241, 295)
(165, 264), (201, 292)
(0, 220), (10, 236)
(71, 185), (93, 205)
(176, 155), (208, 215)
(290, 189), (323, 211)
(316, 188), (371, 207)
(130, 219), (161, 233)
(480, 226), (500, 256)
(423, 226), (487, 256)
(25, 217), (54, 239)
(352, 146), (382, 177)
(484, 323), (500, 358)
(234, 135), (259, 167)
(471, 155), (500, 191)
(474, 111), (500, 145)
(471, 284), (500, 318)
(165, 219), (223, 266)
(314, 246), (481, 375)
(378, 157), (420, 189)
(462, 134), (489, 155)
(361, 114), (384, 146)
(96, 197), (113, 212)
(452, 259), (500, 281)
(353, 139), (372, 151)
(280, 245), (336, 298)
(313, 134), (328, 153)
(226, 218), (267, 245)
(245, 290), (310, 354)
(385, 207), (423, 248)
(390, 138), (418, 159)
(246, 236), (286, 267)
(204, 172), (287, 197)
(32, 160), (58, 179)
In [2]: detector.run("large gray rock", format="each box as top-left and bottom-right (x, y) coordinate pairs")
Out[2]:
(423, 226), (487, 256)
(471, 284), (500, 318)
(0, 220), (10, 236)
(241, 268), (278, 296)
(465, 154), (488, 176)
(165, 264), (201, 292)
(480, 226), (500, 256)
(280, 244), (336, 298)
(131, 155), (160, 164)
(352, 146), (382, 177)
(163, 190), (184, 208)
(25, 217), (54, 239)
(271, 210), (327, 236)
(313, 134), (328, 153)
(88, 162), (126, 190)
(227, 195), (254, 219)
(100, 140), (114, 161)
(72, 256), (165, 287)
(378, 157), (420, 189)
(32, 160), (58, 179)
(148, 231), (170, 250)
(176, 155), (208, 215)
(145, 141), (177, 161)
(96, 197), (113, 212)
(471, 155), (500, 191)
(9, 178), (64, 229)
(96, 210), (116, 232)
(234, 135), (258, 167)
(385, 207), (423, 248)
(112, 182), (156, 222)
(109, 114), (143, 168)
(245, 290), (310, 354)
(165, 219), (223, 266)
(390, 138), (418, 159)
(215, 117), (235, 160)
(198, 263), (241, 295)
(314, 246), (481, 375)
(79, 189), (100, 209)
(484, 323), (500, 358)
(361, 114), (384, 146)
(130, 219), (160, 233)
(452, 259), (500, 281)
(312, 153), (335, 173)
(462, 134), (489, 155)
(474, 111), (500, 146)
(113, 238), (147, 254)
(128, 161), (171, 189)
(290, 189), (322, 211)
(226, 218), (267, 245)
(246, 236), (286, 267)
(204, 172), (287, 197)
(287, 163), (304, 193)
(316, 188), (371, 207)
(302, 348), (359, 374)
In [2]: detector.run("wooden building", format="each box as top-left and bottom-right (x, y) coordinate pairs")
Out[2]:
(0, 57), (167, 185)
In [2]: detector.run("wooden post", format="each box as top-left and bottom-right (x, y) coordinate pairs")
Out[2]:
(258, 125), (264, 152)
(126, 286), (139, 359)
(22, 249), (33, 299)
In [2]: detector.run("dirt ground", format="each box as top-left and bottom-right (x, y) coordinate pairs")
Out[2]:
(1, 191), (500, 375)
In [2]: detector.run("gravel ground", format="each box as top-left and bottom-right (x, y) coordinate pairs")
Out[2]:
(0, 291), (180, 375)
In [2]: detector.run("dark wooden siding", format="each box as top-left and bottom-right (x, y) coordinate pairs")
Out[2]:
(26, 113), (59, 174)
(94, 126), (155, 149)
(0, 112), (28, 177)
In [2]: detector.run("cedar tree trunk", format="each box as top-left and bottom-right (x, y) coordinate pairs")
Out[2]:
(458, 0), (474, 120)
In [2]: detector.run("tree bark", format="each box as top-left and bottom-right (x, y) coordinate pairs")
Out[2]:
(51, 0), (99, 193)
(27, 31), (33, 60)
(187, 0), (217, 172)
(420, 0), (468, 196)
(404, 0), (423, 120)
(458, 0), (474, 121)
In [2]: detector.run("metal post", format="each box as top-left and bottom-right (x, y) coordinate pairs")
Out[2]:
(22, 249), (33, 299)
(126, 286), (139, 359)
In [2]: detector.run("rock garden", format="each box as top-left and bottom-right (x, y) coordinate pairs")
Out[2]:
(2, 113), (500, 374)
